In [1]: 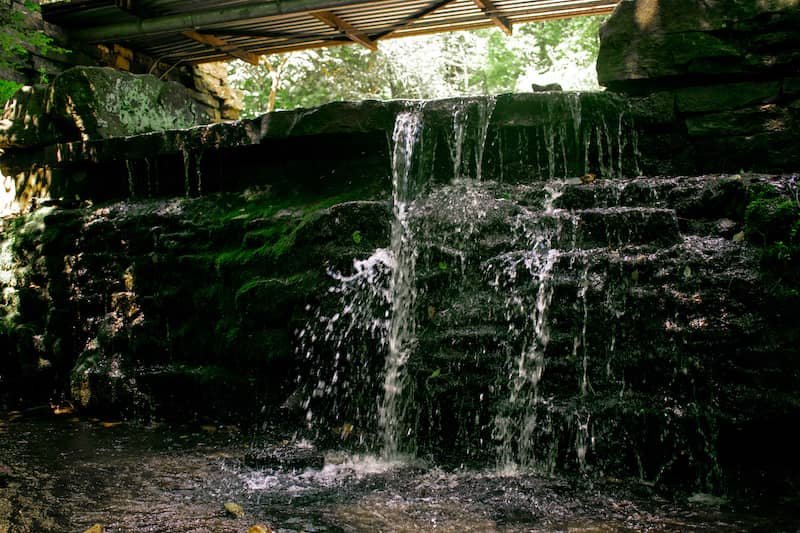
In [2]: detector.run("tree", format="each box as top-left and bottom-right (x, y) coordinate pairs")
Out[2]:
(228, 15), (608, 117)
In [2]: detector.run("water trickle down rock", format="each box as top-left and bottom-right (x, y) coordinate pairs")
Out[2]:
(297, 103), (499, 456)
(295, 110), (428, 454)
(489, 181), (571, 471)
(378, 111), (425, 458)
(484, 93), (640, 182)
(188, 98), (794, 491)
(444, 98), (496, 181)
(294, 95), (646, 465)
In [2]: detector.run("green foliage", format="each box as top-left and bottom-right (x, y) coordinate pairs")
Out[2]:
(517, 15), (604, 70)
(747, 190), (798, 237)
(351, 230), (362, 244)
(0, 80), (22, 102)
(229, 15), (608, 117)
(744, 195), (798, 246)
(744, 180), (800, 302)
(1, 1), (68, 101)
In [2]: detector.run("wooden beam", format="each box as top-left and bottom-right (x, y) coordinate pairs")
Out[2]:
(472, 0), (513, 35)
(182, 31), (260, 65)
(176, 3), (617, 64)
(374, 3), (616, 41)
(311, 10), (377, 51)
(374, 0), (457, 40)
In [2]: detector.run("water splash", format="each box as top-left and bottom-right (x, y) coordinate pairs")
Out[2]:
(295, 96), (647, 468)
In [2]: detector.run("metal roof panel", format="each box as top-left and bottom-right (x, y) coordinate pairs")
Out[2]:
(42, 0), (618, 63)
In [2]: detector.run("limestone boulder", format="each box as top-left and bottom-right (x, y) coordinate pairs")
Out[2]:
(0, 67), (208, 150)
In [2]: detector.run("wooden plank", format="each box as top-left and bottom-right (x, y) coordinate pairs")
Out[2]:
(182, 30), (260, 64)
(58, 0), (620, 63)
(311, 10), (378, 50)
(472, 0), (513, 35)
(384, 1), (615, 35)
(375, 4), (616, 39)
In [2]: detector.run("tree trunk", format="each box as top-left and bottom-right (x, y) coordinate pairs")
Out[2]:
(264, 55), (291, 112)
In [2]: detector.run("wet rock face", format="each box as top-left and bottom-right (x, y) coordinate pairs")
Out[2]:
(1, 170), (798, 492)
(295, 173), (799, 492)
(0, 61), (797, 497)
(0, 66), (206, 149)
(0, 183), (392, 421)
(1, 92), (642, 215)
(597, 0), (800, 173)
(598, 0), (800, 92)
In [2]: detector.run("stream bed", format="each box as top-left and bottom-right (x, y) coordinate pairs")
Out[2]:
(1, 410), (797, 533)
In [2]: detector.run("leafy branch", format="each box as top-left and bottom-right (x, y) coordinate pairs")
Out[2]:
(1, 1), (69, 100)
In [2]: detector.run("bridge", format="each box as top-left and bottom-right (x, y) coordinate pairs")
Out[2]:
(43, 0), (620, 65)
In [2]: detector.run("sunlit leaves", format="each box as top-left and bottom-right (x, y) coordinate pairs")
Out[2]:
(0, 1), (69, 99)
(228, 15), (608, 117)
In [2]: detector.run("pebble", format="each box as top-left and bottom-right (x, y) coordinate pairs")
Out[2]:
(224, 502), (245, 518)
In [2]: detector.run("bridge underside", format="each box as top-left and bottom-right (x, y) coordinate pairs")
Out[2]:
(43, 0), (619, 65)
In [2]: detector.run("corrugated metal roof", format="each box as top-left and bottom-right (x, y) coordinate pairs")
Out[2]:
(43, 0), (619, 64)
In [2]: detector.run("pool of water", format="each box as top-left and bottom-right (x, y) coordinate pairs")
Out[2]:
(1, 409), (797, 532)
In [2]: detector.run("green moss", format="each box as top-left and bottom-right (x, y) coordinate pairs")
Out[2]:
(0, 80), (22, 103)
(215, 190), (369, 274)
(744, 197), (798, 245)
(214, 319), (241, 353)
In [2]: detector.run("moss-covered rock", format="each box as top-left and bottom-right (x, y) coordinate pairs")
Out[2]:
(49, 67), (206, 141)
(743, 178), (800, 307)
(0, 67), (206, 150)
(597, 0), (800, 92)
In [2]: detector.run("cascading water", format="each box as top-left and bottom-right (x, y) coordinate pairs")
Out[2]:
(299, 93), (646, 469)
(295, 109), (430, 457)
(447, 98), (496, 180)
(489, 181), (571, 470)
(378, 111), (423, 458)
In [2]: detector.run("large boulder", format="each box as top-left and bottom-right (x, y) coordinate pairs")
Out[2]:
(597, 0), (800, 93)
(0, 66), (208, 149)
(598, 0), (800, 173)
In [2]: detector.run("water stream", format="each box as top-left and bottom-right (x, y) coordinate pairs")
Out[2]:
(379, 112), (423, 458)
(1, 412), (795, 532)
(300, 95), (645, 468)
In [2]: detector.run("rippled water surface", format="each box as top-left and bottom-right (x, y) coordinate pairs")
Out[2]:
(1, 410), (797, 532)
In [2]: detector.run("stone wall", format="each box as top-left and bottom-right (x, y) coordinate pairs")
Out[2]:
(598, 0), (800, 174)
(1, 0), (241, 121)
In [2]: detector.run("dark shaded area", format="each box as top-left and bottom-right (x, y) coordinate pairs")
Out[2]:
(597, 0), (800, 175)
(1, 411), (798, 532)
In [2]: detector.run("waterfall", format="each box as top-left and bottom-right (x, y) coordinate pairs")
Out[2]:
(298, 94), (643, 467)
(379, 111), (423, 458)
